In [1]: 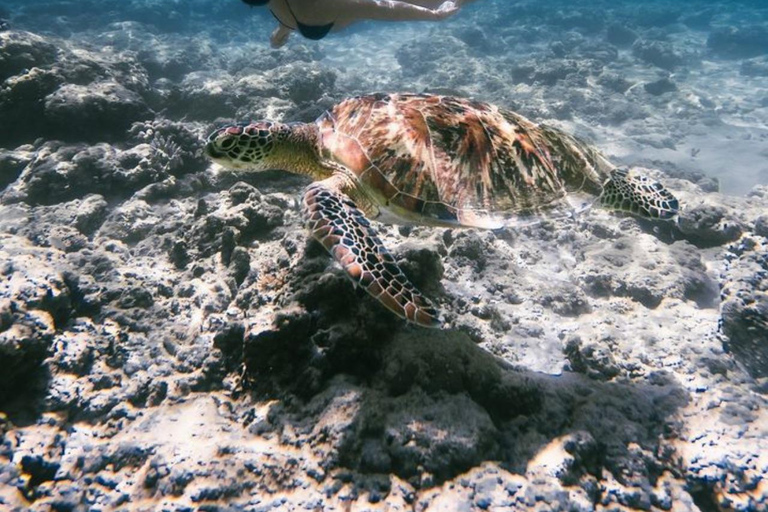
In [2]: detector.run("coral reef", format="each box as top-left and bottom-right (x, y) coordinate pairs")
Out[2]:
(0, 0), (766, 510)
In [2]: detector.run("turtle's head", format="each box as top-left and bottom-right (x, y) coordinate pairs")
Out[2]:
(205, 121), (324, 176)
(205, 122), (288, 171)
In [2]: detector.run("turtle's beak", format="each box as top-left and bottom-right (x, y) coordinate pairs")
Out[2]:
(204, 127), (239, 167)
(204, 139), (251, 171)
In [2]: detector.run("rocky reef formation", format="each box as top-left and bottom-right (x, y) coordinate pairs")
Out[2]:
(0, 1), (767, 510)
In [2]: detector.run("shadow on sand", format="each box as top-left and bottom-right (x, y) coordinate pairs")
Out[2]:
(238, 259), (690, 495)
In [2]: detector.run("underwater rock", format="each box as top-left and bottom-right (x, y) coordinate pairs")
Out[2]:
(0, 33), (64, 145)
(0, 147), (33, 192)
(370, 392), (498, 481)
(394, 33), (496, 94)
(380, 329), (539, 419)
(4, 194), (108, 253)
(740, 56), (768, 77)
(564, 336), (620, 381)
(531, 59), (583, 86)
(539, 283), (591, 317)
(185, 184), (285, 263)
(0, 299), (55, 404)
(243, 328), (539, 485)
(394, 239), (445, 296)
(576, 236), (717, 309)
(677, 202), (744, 247)
(137, 36), (217, 82)
(720, 242), (768, 379)
(509, 58), (593, 88)
(448, 231), (491, 272)
(0, 235), (73, 404)
(632, 39), (684, 70)
(173, 61), (336, 122)
(227, 246), (251, 287)
(0, 30), (152, 146)
(2, 142), (199, 206)
(754, 215), (768, 238)
(170, 71), (239, 120)
(129, 118), (209, 176)
(708, 25), (768, 59)
(597, 72), (634, 94)
(44, 81), (151, 142)
(570, 40), (619, 64)
(455, 25), (493, 53)
(0, 242), (73, 328)
(243, 306), (334, 397)
(247, 61), (338, 105)
(243, 260), (392, 393)
(221, 182), (285, 237)
(0, 31), (58, 82)
(98, 200), (162, 245)
(396, 35), (469, 78)
(2, 133), (208, 205)
(606, 23), (638, 47)
(644, 77), (677, 96)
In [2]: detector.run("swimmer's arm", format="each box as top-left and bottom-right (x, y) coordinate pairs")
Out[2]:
(337, 0), (459, 22)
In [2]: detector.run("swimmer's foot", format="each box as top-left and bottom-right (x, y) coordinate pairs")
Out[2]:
(433, 1), (459, 20)
(270, 25), (291, 48)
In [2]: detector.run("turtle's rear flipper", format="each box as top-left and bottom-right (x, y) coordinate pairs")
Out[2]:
(599, 169), (679, 220)
(302, 179), (441, 328)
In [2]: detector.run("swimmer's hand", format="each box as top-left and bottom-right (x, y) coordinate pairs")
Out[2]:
(433, 1), (459, 20)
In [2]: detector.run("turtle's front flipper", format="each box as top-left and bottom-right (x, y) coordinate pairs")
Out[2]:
(599, 169), (679, 220)
(302, 178), (440, 328)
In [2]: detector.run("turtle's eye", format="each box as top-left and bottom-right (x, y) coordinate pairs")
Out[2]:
(218, 135), (237, 150)
(204, 128), (244, 161)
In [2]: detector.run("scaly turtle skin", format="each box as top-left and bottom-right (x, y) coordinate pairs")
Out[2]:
(205, 93), (679, 327)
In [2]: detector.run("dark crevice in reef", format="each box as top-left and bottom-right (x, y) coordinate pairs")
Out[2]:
(0, 366), (52, 427)
(689, 483), (721, 512)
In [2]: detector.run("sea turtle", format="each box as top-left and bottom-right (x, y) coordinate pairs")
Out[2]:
(204, 93), (679, 327)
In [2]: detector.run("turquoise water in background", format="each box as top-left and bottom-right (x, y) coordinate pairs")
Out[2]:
(1, 0), (767, 194)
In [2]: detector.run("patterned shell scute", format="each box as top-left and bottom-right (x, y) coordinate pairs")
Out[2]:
(316, 93), (608, 226)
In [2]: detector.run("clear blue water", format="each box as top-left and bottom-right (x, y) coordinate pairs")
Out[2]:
(1, 0), (767, 193)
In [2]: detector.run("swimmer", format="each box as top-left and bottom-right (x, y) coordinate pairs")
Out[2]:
(241, 0), (472, 48)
